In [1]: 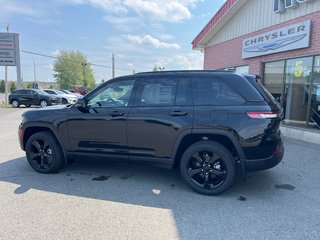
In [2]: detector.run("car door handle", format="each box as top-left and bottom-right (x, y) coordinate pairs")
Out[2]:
(110, 111), (124, 117)
(169, 111), (188, 116)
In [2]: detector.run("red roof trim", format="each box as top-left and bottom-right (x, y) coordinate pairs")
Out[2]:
(192, 0), (237, 49)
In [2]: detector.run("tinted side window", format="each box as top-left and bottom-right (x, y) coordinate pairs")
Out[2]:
(193, 78), (245, 105)
(176, 79), (192, 106)
(46, 90), (56, 95)
(137, 79), (177, 106)
(87, 79), (135, 108)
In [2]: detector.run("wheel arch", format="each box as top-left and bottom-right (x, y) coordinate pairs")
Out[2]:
(172, 129), (246, 175)
(23, 124), (67, 165)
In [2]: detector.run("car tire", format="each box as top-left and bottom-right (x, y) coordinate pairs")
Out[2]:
(25, 104), (31, 107)
(180, 141), (235, 195)
(25, 131), (65, 173)
(12, 100), (20, 108)
(40, 100), (48, 107)
(62, 98), (68, 104)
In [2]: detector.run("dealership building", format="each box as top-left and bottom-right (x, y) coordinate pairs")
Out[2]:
(193, 0), (320, 141)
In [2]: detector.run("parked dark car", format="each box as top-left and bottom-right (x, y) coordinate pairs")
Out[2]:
(9, 89), (62, 108)
(18, 71), (284, 195)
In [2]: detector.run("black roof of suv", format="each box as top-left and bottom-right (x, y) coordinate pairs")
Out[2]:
(18, 70), (284, 195)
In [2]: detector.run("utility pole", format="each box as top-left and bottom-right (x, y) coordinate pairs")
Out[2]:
(112, 53), (115, 78)
(82, 62), (87, 87)
(4, 24), (9, 104)
(32, 58), (37, 83)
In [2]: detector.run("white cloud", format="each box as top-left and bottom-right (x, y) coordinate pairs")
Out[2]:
(127, 34), (180, 49)
(51, 50), (61, 57)
(87, 0), (128, 15)
(124, 0), (191, 22)
(0, 1), (48, 20)
(103, 15), (142, 32)
(155, 53), (203, 70)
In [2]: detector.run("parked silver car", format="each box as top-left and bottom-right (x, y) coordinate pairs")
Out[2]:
(43, 89), (78, 104)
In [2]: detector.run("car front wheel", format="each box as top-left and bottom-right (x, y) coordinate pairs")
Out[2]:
(180, 141), (235, 195)
(25, 131), (65, 173)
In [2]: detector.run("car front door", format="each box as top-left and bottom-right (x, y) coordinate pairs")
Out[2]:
(20, 90), (34, 105)
(127, 78), (193, 167)
(67, 79), (136, 160)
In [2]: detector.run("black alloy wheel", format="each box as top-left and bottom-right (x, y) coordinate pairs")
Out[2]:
(25, 132), (64, 173)
(180, 141), (235, 195)
(62, 98), (68, 104)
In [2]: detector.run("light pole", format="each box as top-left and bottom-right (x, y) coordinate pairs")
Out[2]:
(33, 58), (37, 83)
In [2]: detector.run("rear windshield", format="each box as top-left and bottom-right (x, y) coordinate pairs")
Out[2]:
(257, 80), (279, 105)
(244, 74), (281, 108)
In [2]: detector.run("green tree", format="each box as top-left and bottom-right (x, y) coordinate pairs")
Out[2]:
(10, 82), (16, 93)
(26, 83), (32, 89)
(153, 65), (165, 71)
(0, 80), (5, 93)
(53, 50), (95, 89)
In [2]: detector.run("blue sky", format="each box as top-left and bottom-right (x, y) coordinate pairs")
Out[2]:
(0, 0), (226, 84)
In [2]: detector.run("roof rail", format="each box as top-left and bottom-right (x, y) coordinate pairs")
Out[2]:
(135, 70), (234, 75)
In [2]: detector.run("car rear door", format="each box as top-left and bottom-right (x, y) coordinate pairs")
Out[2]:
(126, 77), (193, 167)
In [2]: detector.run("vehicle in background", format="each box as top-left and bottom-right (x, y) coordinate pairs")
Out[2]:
(9, 89), (62, 108)
(43, 89), (78, 104)
(59, 89), (83, 99)
(70, 87), (91, 95)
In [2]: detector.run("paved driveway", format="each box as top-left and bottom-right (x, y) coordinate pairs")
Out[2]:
(0, 107), (319, 240)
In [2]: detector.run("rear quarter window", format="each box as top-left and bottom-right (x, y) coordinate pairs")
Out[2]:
(193, 78), (245, 105)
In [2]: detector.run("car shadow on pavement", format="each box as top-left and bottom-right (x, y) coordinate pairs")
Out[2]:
(0, 156), (298, 239)
(0, 156), (281, 202)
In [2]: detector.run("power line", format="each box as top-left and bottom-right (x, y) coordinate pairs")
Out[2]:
(21, 50), (132, 71)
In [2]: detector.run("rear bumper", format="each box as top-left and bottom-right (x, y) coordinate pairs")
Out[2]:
(245, 142), (284, 171)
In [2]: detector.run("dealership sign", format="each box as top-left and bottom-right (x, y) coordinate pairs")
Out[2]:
(0, 33), (19, 66)
(274, 0), (316, 14)
(242, 21), (311, 59)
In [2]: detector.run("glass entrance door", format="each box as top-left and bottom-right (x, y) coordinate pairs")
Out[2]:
(264, 61), (285, 104)
(284, 57), (313, 126)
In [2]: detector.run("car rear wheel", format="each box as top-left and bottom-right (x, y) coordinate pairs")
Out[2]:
(12, 100), (20, 108)
(180, 141), (235, 195)
(40, 100), (48, 107)
(25, 132), (65, 173)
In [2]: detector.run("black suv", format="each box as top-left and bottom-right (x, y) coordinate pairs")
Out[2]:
(18, 71), (284, 195)
(9, 89), (62, 108)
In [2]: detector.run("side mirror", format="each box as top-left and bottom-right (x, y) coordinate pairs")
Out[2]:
(75, 98), (86, 108)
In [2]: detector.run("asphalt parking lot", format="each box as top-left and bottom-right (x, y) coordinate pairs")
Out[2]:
(0, 107), (320, 240)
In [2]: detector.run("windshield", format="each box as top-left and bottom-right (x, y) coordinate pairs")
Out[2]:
(55, 90), (66, 94)
(35, 89), (50, 95)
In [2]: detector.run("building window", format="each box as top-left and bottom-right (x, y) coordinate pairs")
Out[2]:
(284, 57), (312, 126)
(235, 65), (249, 74)
(263, 57), (320, 130)
(310, 56), (320, 128)
(264, 61), (285, 103)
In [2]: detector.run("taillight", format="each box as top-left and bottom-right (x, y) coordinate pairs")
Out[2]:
(19, 128), (23, 138)
(247, 112), (280, 119)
